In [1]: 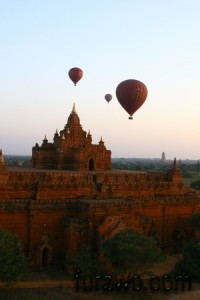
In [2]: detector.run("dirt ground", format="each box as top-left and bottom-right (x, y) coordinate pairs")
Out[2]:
(148, 253), (183, 276)
(149, 254), (200, 300)
(0, 255), (199, 300)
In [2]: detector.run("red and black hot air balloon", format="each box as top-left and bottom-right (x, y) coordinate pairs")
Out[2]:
(116, 79), (148, 119)
(105, 94), (112, 103)
(68, 67), (83, 86)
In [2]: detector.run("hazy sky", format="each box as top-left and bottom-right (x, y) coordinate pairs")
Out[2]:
(1, 1), (200, 159)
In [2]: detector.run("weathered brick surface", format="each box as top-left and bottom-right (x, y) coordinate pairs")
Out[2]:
(0, 109), (199, 269)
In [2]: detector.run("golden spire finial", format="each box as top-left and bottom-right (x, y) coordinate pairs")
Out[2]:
(72, 103), (76, 113)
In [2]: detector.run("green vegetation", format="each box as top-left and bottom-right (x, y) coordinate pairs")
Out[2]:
(102, 228), (165, 274)
(71, 229), (165, 277)
(71, 244), (106, 277)
(112, 158), (171, 172)
(175, 239), (200, 281)
(0, 228), (27, 286)
(190, 180), (200, 190)
(175, 213), (200, 281)
(187, 213), (200, 230)
(4, 155), (31, 167)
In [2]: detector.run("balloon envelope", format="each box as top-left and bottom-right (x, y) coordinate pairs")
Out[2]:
(68, 67), (83, 85)
(116, 79), (148, 119)
(105, 94), (112, 103)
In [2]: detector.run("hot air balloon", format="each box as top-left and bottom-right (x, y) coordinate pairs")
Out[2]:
(116, 79), (148, 119)
(105, 94), (112, 103)
(68, 67), (83, 86)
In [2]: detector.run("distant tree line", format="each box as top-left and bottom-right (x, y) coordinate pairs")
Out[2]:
(112, 159), (200, 175)
(4, 155), (31, 167)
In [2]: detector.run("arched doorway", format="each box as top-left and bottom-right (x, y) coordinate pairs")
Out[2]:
(88, 158), (95, 171)
(36, 236), (53, 270)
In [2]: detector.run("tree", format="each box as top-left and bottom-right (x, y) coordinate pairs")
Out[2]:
(71, 244), (106, 277)
(190, 180), (200, 190)
(187, 213), (200, 230)
(175, 214), (200, 281)
(175, 239), (200, 281)
(102, 228), (165, 273)
(0, 228), (27, 286)
(187, 213), (200, 240)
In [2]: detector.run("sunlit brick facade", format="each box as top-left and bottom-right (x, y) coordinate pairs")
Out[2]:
(0, 106), (199, 270)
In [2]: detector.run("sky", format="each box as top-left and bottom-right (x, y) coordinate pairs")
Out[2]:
(1, 1), (200, 159)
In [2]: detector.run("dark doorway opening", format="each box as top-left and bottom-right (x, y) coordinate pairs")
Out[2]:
(33, 156), (36, 168)
(89, 158), (95, 171)
(42, 247), (49, 268)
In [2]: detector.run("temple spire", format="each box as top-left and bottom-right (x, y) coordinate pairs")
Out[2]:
(173, 157), (178, 170)
(99, 136), (104, 146)
(87, 130), (92, 143)
(72, 103), (76, 113)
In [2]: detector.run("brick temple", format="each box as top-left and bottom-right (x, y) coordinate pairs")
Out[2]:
(0, 104), (199, 270)
(32, 104), (111, 171)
